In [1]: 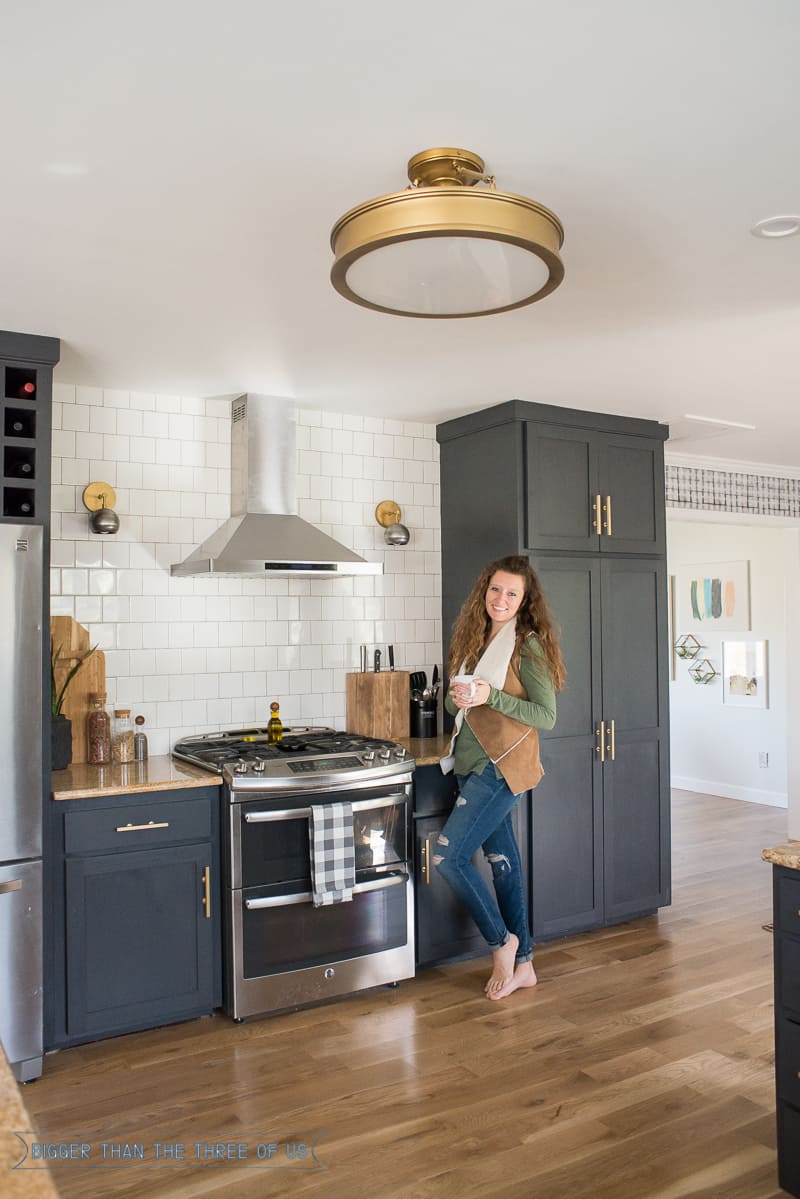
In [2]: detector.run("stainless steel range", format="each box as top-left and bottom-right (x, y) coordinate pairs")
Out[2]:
(172, 727), (415, 1020)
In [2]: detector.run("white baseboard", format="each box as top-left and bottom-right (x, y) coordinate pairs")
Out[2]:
(671, 774), (788, 808)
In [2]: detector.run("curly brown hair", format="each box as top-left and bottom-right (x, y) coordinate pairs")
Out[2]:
(447, 555), (566, 690)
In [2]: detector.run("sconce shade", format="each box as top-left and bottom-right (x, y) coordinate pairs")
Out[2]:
(90, 506), (120, 535)
(330, 148), (564, 318)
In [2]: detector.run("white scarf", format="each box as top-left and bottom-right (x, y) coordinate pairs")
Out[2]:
(440, 619), (517, 774)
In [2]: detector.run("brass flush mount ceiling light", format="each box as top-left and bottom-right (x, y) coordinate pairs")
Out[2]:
(330, 148), (564, 318)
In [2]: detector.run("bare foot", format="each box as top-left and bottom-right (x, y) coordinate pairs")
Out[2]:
(485, 933), (519, 997)
(487, 960), (538, 1001)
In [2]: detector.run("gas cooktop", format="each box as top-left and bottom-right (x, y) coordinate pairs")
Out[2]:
(172, 726), (414, 791)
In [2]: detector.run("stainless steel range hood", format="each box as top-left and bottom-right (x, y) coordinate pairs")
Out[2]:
(171, 395), (381, 578)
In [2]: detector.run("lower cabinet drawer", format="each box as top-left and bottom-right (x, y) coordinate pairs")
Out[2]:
(65, 798), (211, 854)
(778, 874), (800, 941)
(778, 934), (800, 1021)
(777, 1017), (800, 1108)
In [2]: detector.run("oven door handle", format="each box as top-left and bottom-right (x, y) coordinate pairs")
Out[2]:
(242, 792), (408, 823)
(244, 869), (408, 909)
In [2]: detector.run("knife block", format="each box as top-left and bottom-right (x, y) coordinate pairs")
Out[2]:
(345, 672), (410, 741)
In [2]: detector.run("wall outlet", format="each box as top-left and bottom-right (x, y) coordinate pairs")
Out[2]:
(759, 751), (769, 768)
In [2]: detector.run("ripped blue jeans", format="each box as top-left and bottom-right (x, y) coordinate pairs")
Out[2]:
(433, 762), (532, 963)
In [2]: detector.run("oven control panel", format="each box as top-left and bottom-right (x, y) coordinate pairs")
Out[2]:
(288, 755), (363, 774)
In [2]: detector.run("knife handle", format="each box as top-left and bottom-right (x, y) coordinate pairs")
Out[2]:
(374, 649), (381, 672)
(388, 645), (395, 671)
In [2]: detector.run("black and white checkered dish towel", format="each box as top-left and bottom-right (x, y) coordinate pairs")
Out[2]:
(309, 802), (356, 906)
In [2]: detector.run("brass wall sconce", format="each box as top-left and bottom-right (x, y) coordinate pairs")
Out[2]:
(675, 634), (702, 660)
(689, 659), (719, 685)
(82, 482), (120, 535)
(375, 500), (410, 546)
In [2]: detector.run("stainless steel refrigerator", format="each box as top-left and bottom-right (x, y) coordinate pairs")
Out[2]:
(0, 523), (44, 1081)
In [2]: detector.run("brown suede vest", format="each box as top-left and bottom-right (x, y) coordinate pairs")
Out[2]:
(465, 656), (545, 796)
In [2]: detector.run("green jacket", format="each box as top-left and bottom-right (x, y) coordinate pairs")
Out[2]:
(444, 636), (557, 780)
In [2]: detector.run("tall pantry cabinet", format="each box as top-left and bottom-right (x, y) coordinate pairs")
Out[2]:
(437, 400), (671, 940)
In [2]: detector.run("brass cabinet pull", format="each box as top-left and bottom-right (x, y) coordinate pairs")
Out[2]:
(608, 719), (616, 761)
(202, 866), (211, 919)
(595, 721), (606, 764)
(115, 820), (170, 833)
(422, 836), (431, 885)
(0, 879), (23, 894)
(602, 495), (613, 536)
(592, 494), (602, 533)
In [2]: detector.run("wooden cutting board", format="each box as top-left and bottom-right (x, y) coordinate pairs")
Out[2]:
(50, 615), (107, 765)
(345, 671), (410, 741)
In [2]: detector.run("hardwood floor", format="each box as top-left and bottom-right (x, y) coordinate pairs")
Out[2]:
(21, 790), (788, 1199)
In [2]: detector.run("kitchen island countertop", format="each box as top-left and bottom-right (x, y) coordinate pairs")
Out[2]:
(0, 1041), (58, 1198)
(762, 840), (800, 871)
(52, 756), (221, 801)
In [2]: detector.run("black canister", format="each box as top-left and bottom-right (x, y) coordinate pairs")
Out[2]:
(409, 698), (438, 739)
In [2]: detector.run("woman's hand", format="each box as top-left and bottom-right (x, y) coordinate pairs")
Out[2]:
(450, 678), (491, 709)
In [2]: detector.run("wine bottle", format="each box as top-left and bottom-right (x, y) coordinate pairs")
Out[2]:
(17, 381), (35, 398)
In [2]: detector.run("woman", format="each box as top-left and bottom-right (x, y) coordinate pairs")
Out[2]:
(436, 555), (565, 1001)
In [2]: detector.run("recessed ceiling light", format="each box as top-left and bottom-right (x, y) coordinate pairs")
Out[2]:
(750, 215), (800, 239)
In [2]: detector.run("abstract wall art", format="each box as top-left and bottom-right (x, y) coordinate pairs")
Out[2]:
(676, 560), (751, 631)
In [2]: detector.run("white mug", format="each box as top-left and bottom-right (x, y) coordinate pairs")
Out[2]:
(452, 673), (477, 700)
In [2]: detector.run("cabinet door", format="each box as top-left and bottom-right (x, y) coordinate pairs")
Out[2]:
(596, 433), (666, 555)
(65, 842), (215, 1038)
(600, 559), (671, 920)
(526, 424), (666, 556)
(525, 424), (600, 552)
(530, 558), (604, 938)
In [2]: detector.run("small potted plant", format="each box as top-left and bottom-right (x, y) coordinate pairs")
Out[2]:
(51, 641), (96, 770)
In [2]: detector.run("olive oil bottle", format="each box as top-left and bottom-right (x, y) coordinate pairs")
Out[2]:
(267, 701), (283, 744)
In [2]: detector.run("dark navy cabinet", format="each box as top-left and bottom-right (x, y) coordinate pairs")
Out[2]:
(772, 865), (800, 1197)
(0, 329), (59, 526)
(47, 785), (221, 1047)
(524, 423), (665, 556)
(437, 400), (671, 943)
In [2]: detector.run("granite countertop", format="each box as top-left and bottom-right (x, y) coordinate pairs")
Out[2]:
(395, 733), (451, 768)
(0, 1044), (58, 1198)
(52, 755), (221, 801)
(762, 840), (800, 871)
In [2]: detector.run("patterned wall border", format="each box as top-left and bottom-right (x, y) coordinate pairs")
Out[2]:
(666, 463), (800, 518)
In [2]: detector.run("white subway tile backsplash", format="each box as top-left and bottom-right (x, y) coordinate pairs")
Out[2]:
(50, 392), (442, 746)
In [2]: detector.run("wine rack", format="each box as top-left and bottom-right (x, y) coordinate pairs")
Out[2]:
(0, 331), (60, 525)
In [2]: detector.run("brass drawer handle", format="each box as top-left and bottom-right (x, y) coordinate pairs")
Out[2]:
(595, 721), (606, 763)
(592, 494), (602, 533)
(608, 719), (616, 762)
(202, 866), (211, 919)
(115, 820), (170, 833)
(603, 495), (613, 536)
(422, 836), (431, 885)
(0, 879), (23, 894)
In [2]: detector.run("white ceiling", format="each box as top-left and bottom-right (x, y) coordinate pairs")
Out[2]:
(3, 1), (799, 465)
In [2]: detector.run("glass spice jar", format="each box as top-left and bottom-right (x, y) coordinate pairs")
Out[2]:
(86, 693), (111, 765)
(112, 709), (135, 763)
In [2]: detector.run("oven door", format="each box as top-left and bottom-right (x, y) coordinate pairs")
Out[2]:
(241, 867), (409, 977)
(230, 783), (410, 891)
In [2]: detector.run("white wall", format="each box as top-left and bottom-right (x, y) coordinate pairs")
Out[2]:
(668, 518), (787, 807)
(49, 385), (441, 756)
